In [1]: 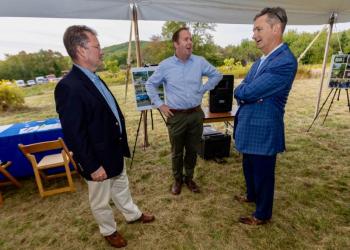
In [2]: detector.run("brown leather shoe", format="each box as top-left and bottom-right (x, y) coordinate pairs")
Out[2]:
(104, 231), (127, 248)
(129, 213), (155, 224)
(184, 179), (200, 193)
(171, 180), (182, 195)
(234, 195), (254, 203)
(239, 216), (269, 225)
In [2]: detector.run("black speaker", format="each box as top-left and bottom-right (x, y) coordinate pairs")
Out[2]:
(209, 74), (234, 113)
(197, 125), (231, 160)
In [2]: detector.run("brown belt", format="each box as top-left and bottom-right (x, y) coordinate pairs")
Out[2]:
(169, 105), (201, 114)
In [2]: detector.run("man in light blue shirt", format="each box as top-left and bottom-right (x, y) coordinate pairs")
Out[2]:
(146, 27), (222, 195)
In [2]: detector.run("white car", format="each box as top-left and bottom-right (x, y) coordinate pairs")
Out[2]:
(35, 76), (47, 84)
(15, 80), (26, 87)
(27, 80), (36, 86)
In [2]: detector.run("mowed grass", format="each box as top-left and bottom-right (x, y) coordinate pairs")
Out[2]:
(0, 78), (349, 249)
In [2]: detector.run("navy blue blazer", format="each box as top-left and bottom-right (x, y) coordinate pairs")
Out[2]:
(55, 65), (130, 180)
(234, 44), (297, 155)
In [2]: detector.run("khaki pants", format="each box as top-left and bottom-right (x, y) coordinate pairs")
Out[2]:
(166, 109), (204, 181)
(87, 165), (142, 236)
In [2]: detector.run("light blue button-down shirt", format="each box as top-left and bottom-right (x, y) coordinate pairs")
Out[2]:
(145, 55), (222, 109)
(75, 64), (123, 133)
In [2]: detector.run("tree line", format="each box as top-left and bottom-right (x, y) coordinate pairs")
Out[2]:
(1, 22), (350, 81)
(0, 50), (70, 81)
(105, 21), (350, 70)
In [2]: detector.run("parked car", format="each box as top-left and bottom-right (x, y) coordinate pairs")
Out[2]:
(35, 76), (47, 84)
(27, 80), (36, 86)
(15, 80), (26, 87)
(46, 74), (56, 82)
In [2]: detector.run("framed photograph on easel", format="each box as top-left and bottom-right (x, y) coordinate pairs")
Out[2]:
(131, 66), (165, 111)
(328, 54), (350, 89)
(308, 53), (350, 131)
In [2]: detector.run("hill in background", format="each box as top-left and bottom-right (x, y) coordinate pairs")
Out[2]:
(103, 41), (150, 66)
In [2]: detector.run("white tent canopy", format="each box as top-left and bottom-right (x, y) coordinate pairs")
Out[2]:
(1, 0), (350, 25)
(1, 0), (349, 140)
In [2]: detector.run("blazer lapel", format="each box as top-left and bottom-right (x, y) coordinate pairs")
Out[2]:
(72, 66), (117, 118)
(250, 59), (261, 80)
(99, 76), (124, 120)
(254, 44), (287, 78)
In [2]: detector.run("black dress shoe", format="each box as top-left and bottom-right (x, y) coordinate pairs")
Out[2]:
(184, 179), (200, 193)
(239, 216), (269, 225)
(171, 180), (182, 195)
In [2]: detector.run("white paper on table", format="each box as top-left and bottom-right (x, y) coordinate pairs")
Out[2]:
(37, 123), (62, 131)
(0, 124), (13, 134)
(19, 126), (40, 134)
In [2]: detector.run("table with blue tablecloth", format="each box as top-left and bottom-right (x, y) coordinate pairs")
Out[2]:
(0, 118), (63, 179)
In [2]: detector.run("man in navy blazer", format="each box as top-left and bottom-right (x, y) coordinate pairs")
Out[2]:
(234, 7), (297, 225)
(55, 25), (154, 248)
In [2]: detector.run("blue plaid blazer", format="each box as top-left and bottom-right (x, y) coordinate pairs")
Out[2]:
(234, 44), (297, 155)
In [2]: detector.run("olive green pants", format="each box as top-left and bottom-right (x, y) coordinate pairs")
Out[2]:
(166, 109), (204, 181)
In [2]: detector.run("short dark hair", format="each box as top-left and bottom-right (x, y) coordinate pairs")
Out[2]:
(254, 7), (288, 33)
(63, 25), (97, 60)
(172, 27), (190, 43)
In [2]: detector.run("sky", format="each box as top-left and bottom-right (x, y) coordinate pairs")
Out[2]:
(0, 17), (350, 60)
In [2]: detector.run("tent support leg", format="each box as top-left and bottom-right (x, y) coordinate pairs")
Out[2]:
(307, 88), (335, 132)
(322, 88), (339, 125)
(346, 89), (350, 112)
(314, 13), (336, 118)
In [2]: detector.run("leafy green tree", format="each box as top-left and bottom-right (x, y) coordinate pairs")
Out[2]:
(0, 50), (70, 81)
(104, 60), (119, 74)
(142, 35), (173, 65)
(146, 21), (222, 65)
(223, 39), (261, 65)
(161, 21), (187, 40)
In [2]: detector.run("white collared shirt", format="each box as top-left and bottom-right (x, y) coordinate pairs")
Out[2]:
(256, 43), (284, 73)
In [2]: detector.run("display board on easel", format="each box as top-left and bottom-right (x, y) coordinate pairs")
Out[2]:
(329, 54), (350, 88)
(131, 66), (165, 111)
(129, 66), (167, 167)
(308, 53), (350, 131)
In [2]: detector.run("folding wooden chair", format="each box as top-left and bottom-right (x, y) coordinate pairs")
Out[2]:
(0, 161), (21, 206)
(18, 138), (78, 198)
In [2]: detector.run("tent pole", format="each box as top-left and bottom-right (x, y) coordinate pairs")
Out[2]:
(132, 5), (142, 67)
(132, 4), (149, 147)
(124, 21), (133, 103)
(314, 13), (336, 118)
(298, 25), (327, 63)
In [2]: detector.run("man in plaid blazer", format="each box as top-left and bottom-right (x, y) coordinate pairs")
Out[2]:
(234, 7), (297, 225)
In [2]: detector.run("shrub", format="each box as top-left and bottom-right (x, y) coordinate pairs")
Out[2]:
(296, 64), (323, 79)
(217, 58), (250, 79)
(0, 80), (25, 111)
(99, 70), (127, 86)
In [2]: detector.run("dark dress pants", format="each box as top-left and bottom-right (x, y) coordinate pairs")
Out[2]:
(242, 153), (277, 220)
(167, 110), (204, 181)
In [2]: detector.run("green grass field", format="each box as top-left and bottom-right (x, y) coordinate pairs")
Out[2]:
(0, 78), (349, 249)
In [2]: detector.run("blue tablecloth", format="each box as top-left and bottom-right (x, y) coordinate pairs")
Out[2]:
(0, 118), (63, 179)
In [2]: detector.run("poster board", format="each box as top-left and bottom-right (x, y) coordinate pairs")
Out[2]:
(329, 54), (350, 89)
(131, 66), (165, 111)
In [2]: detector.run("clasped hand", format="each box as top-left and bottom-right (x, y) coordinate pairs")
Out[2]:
(91, 166), (107, 181)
